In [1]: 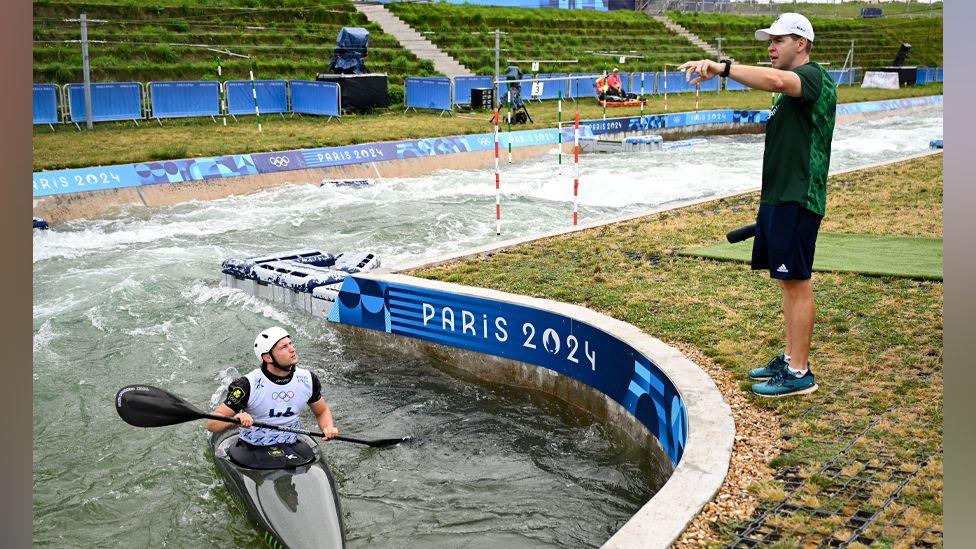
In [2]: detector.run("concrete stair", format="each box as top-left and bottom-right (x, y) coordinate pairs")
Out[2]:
(353, 2), (474, 79)
(651, 14), (720, 60)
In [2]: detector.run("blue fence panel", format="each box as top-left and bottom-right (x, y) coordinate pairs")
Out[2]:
(33, 84), (59, 125)
(453, 76), (493, 105)
(405, 77), (453, 111)
(67, 82), (142, 123)
(660, 71), (696, 94)
(149, 81), (220, 119)
(725, 78), (751, 91)
(569, 73), (601, 98)
(290, 80), (340, 116)
(629, 72), (658, 95)
(936, 67), (943, 82)
(528, 73), (569, 100)
(226, 80), (288, 115)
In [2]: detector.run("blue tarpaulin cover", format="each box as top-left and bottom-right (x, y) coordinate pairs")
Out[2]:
(328, 27), (369, 74)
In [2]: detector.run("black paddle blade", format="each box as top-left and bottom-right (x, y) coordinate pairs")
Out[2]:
(116, 385), (207, 428)
(726, 223), (757, 244)
(336, 435), (412, 448)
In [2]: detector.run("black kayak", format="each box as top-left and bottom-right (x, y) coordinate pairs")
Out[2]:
(209, 428), (346, 549)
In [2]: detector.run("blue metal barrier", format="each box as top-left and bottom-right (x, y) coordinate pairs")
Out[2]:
(226, 79), (288, 117)
(527, 73), (568, 100)
(290, 81), (341, 118)
(149, 81), (220, 121)
(569, 73), (601, 98)
(67, 82), (142, 125)
(630, 72), (658, 95)
(725, 78), (751, 91)
(33, 84), (60, 126)
(915, 67), (933, 85)
(453, 76), (493, 105)
(405, 77), (453, 113)
(936, 67), (943, 82)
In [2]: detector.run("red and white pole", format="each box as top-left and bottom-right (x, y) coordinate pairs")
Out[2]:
(494, 107), (501, 235)
(573, 110), (580, 226)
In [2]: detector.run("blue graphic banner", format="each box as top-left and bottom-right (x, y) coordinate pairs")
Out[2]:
(579, 109), (766, 135)
(132, 155), (257, 185)
(33, 84), (59, 125)
(67, 82), (143, 123)
(33, 165), (141, 197)
(328, 276), (687, 465)
(225, 80), (288, 115)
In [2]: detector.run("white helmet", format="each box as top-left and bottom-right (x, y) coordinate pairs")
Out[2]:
(254, 327), (290, 360)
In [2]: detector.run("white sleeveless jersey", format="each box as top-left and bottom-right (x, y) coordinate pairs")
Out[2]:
(239, 366), (315, 446)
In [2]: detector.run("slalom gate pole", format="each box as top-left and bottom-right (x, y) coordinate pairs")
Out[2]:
(640, 71), (645, 116)
(494, 107), (501, 235)
(248, 58), (262, 132)
(506, 90), (512, 164)
(695, 82), (700, 112)
(216, 56), (226, 126)
(557, 90), (563, 174)
(573, 109), (580, 226)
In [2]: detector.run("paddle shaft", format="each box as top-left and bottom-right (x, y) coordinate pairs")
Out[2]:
(206, 412), (385, 446)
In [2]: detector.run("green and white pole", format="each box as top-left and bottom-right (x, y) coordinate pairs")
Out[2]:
(216, 56), (226, 126)
(248, 57), (262, 133)
(557, 89), (563, 174)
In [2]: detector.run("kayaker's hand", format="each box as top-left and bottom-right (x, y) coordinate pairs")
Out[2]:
(234, 412), (254, 428)
(321, 427), (339, 440)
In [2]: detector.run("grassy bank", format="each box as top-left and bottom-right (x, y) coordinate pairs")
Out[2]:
(32, 83), (941, 172)
(412, 154), (943, 546)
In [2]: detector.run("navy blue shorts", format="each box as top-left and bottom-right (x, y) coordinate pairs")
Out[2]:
(751, 203), (822, 280)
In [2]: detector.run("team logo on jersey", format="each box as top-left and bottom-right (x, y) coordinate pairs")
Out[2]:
(228, 387), (245, 404)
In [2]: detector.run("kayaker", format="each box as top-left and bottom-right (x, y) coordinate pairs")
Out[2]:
(206, 327), (339, 446)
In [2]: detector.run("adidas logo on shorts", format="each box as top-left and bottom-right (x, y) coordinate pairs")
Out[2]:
(777, 264), (789, 273)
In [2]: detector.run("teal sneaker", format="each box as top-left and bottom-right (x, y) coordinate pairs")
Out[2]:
(752, 369), (818, 398)
(748, 354), (789, 381)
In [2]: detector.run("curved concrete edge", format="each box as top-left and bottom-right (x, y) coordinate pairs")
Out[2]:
(350, 272), (735, 549)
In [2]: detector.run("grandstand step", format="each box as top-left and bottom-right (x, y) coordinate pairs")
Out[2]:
(652, 14), (719, 58)
(352, 1), (474, 78)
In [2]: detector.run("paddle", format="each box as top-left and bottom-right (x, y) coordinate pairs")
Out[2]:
(116, 384), (410, 448)
(726, 223), (757, 244)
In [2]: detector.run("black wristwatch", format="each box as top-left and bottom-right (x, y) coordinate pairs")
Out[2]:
(719, 59), (732, 78)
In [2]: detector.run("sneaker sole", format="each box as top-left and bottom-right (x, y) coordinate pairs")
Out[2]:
(754, 384), (819, 398)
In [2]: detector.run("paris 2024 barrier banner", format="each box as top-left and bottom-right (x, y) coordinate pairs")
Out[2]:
(328, 274), (688, 465)
(32, 96), (941, 198)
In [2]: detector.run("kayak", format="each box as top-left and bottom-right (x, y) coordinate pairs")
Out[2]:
(599, 99), (645, 108)
(209, 427), (346, 549)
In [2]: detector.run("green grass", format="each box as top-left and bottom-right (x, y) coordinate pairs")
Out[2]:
(671, 10), (942, 68)
(386, 2), (709, 75)
(32, 0), (433, 84)
(31, 82), (942, 171)
(411, 153), (943, 546)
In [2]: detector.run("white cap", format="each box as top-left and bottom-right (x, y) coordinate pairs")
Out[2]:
(755, 12), (814, 42)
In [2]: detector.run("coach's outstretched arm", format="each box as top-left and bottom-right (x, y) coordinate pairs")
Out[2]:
(677, 59), (803, 98)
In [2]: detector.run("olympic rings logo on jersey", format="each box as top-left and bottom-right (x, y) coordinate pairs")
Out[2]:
(268, 156), (291, 167)
(272, 390), (295, 402)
